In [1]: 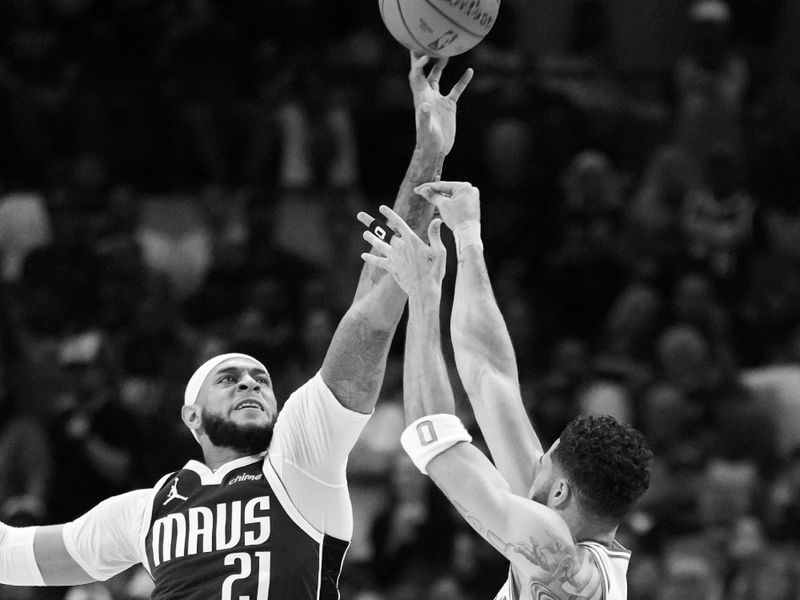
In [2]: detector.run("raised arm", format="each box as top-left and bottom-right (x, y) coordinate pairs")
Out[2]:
(415, 181), (543, 495)
(360, 209), (602, 600)
(320, 54), (473, 414)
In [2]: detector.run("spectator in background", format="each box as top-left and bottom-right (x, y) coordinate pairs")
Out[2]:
(674, 0), (748, 163)
(764, 449), (800, 540)
(636, 382), (707, 538)
(729, 543), (800, 600)
(531, 337), (592, 448)
(681, 149), (757, 289)
(0, 191), (52, 283)
(369, 453), (457, 592)
(0, 416), (51, 527)
(621, 144), (700, 281)
(475, 116), (551, 267)
(135, 193), (213, 300)
(549, 150), (628, 338)
(594, 282), (663, 395)
(46, 330), (144, 522)
(656, 543), (724, 600)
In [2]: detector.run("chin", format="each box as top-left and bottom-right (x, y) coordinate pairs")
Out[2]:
(202, 412), (274, 454)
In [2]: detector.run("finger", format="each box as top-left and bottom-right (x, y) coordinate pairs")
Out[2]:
(363, 230), (394, 255)
(377, 205), (416, 239)
(410, 50), (429, 64)
(409, 53), (431, 83)
(414, 180), (466, 201)
(361, 252), (391, 272)
(365, 217), (395, 244)
(427, 57), (449, 89)
(356, 211), (375, 227)
(447, 68), (474, 102)
(428, 219), (446, 255)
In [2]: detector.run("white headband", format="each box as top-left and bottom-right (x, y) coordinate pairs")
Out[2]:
(184, 353), (268, 406)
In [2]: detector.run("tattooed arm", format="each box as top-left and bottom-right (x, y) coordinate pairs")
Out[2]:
(430, 446), (604, 600)
(320, 54), (473, 413)
(362, 209), (603, 600)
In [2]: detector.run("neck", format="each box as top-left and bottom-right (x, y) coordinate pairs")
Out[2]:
(561, 508), (618, 546)
(201, 446), (257, 471)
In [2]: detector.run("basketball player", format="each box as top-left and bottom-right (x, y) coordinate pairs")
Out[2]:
(0, 53), (473, 599)
(360, 180), (652, 600)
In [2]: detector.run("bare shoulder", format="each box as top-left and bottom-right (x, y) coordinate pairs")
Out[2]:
(508, 539), (605, 600)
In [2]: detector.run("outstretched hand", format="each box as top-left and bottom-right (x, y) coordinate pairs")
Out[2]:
(409, 52), (473, 157)
(358, 205), (447, 300)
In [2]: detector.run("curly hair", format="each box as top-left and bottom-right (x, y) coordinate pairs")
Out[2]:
(552, 414), (652, 522)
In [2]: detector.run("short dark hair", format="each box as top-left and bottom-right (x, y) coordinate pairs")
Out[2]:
(552, 414), (652, 522)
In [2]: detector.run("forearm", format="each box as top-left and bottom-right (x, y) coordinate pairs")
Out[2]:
(451, 245), (517, 380)
(320, 281), (397, 414)
(0, 523), (93, 586)
(35, 525), (95, 585)
(323, 148), (443, 412)
(451, 244), (543, 493)
(404, 294), (455, 424)
(353, 147), (441, 303)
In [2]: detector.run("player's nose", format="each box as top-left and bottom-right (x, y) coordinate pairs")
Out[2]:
(237, 375), (261, 391)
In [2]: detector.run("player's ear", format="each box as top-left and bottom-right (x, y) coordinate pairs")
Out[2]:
(550, 479), (570, 508)
(181, 404), (202, 435)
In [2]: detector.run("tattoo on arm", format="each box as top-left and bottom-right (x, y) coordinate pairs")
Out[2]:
(321, 312), (393, 413)
(449, 499), (603, 600)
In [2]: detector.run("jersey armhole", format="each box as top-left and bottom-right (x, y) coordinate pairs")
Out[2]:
(139, 471), (175, 576)
(582, 544), (609, 600)
(262, 456), (325, 544)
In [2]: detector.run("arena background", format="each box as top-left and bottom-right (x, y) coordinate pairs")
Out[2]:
(2, 0), (800, 598)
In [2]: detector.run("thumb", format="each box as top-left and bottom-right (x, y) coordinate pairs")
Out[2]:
(415, 180), (461, 201)
(428, 219), (446, 254)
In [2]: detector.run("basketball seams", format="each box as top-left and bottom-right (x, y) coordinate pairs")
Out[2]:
(422, 0), (485, 38)
(396, 0), (438, 55)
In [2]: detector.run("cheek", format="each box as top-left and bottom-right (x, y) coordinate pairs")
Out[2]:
(531, 470), (553, 504)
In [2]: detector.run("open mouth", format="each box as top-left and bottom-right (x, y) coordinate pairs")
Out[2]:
(234, 399), (265, 412)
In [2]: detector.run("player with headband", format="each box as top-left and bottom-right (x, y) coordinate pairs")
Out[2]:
(360, 180), (652, 600)
(0, 52), (472, 599)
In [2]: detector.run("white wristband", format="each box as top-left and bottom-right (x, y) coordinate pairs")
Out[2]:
(454, 221), (483, 260)
(401, 414), (472, 475)
(0, 526), (45, 586)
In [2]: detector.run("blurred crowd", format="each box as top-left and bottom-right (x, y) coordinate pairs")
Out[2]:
(1, 0), (800, 598)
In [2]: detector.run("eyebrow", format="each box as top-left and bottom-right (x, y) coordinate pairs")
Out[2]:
(216, 367), (270, 381)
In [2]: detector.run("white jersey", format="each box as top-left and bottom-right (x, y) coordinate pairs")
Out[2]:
(492, 539), (631, 600)
(61, 372), (370, 581)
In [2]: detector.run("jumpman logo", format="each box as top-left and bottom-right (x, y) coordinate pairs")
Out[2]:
(163, 478), (189, 506)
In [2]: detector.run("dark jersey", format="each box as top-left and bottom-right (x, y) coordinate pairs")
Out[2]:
(143, 455), (348, 600)
(62, 373), (369, 597)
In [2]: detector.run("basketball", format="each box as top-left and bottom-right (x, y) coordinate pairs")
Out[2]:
(379, 0), (500, 58)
